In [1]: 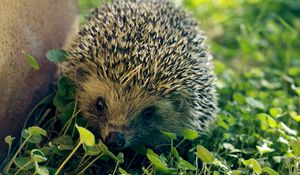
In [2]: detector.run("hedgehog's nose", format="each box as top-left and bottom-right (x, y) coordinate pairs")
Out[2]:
(105, 132), (125, 149)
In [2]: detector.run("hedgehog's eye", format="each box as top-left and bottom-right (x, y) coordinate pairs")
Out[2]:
(141, 106), (156, 119)
(96, 97), (105, 112)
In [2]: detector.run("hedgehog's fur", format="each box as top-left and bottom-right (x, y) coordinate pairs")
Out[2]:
(65, 0), (217, 148)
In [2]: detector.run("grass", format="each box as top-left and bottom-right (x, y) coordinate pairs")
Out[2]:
(1, 0), (300, 174)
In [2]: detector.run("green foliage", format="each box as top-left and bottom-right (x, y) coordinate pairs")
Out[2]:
(197, 145), (214, 164)
(2, 0), (300, 174)
(22, 50), (40, 70)
(46, 49), (68, 63)
(182, 128), (199, 140)
(76, 124), (96, 146)
(146, 149), (170, 172)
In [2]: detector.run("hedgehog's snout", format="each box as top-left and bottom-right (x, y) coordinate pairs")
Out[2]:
(104, 131), (125, 150)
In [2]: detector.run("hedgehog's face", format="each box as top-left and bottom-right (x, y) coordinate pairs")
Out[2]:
(76, 74), (192, 150)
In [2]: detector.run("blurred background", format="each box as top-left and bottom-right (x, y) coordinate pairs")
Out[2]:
(79, 0), (300, 72)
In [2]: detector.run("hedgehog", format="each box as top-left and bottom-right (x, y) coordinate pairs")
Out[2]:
(64, 0), (217, 150)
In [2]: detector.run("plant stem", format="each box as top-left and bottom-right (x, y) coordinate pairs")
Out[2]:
(143, 164), (152, 175)
(199, 163), (204, 175)
(77, 154), (103, 175)
(203, 164), (207, 175)
(175, 138), (186, 148)
(294, 159), (298, 175)
(126, 153), (138, 170)
(37, 108), (51, 125)
(54, 141), (82, 175)
(15, 160), (33, 175)
(61, 100), (80, 136)
(4, 135), (31, 174)
(21, 94), (53, 143)
(112, 161), (120, 175)
(34, 160), (39, 175)
(62, 110), (81, 135)
(195, 154), (198, 175)
(76, 155), (92, 173)
(167, 139), (174, 160)
(77, 154), (88, 170)
(7, 144), (11, 158)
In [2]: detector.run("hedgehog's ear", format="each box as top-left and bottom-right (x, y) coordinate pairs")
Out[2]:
(75, 64), (92, 82)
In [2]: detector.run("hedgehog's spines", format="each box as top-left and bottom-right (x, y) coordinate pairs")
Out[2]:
(66, 0), (217, 133)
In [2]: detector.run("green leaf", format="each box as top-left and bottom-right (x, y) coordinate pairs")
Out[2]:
(288, 67), (300, 76)
(196, 145), (214, 163)
(48, 145), (65, 156)
(246, 97), (264, 109)
(83, 144), (101, 156)
(46, 49), (68, 62)
(279, 122), (297, 136)
(28, 126), (47, 136)
(52, 135), (75, 150)
(217, 117), (229, 130)
(242, 148), (257, 155)
(171, 147), (179, 158)
(266, 116), (277, 128)
(233, 93), (245, 104)
(52, 135), (74, 145)
(243, 158), (262, 174)
(290, 140), (300, 156)
(269, 107), (282, 118)
(53, 93), (70, 112)
(212, 158), (228, 170)
(60, 101), (76, 125)
(58, 144), (75, 151)
(213, 171), (220, 175)
(262, 167), (279, 175)
(291, 84), (300, 96)
(257, 113), (268, 130)
(98, 139), (109, 154)
(256, 143), (274, 155)
(161, 130), (177, 140)
(179, 158), (196, 170)
(223, 143), (235, 150)
(14, 157), (34, 170)
(290, 111), (300, 122)
(35, 166), (49, 175)
(58, 76), (76, 100)
(232, 170), (243, 175)
(5, 135), (15, 146)
(117, 152), (125, 163)
(76, 124), (95, 146)
(22, 129), (31, 139)
(31, 149), (47, 163)
(119, 167), (130, 175)
(22, 50), (40, 70)
(28, 134), (42, 144)
(182, 128), (199, 140)
(25, 127), (46, 143)
(40, 147), (51, 156)
(146, 149), (169, 171)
